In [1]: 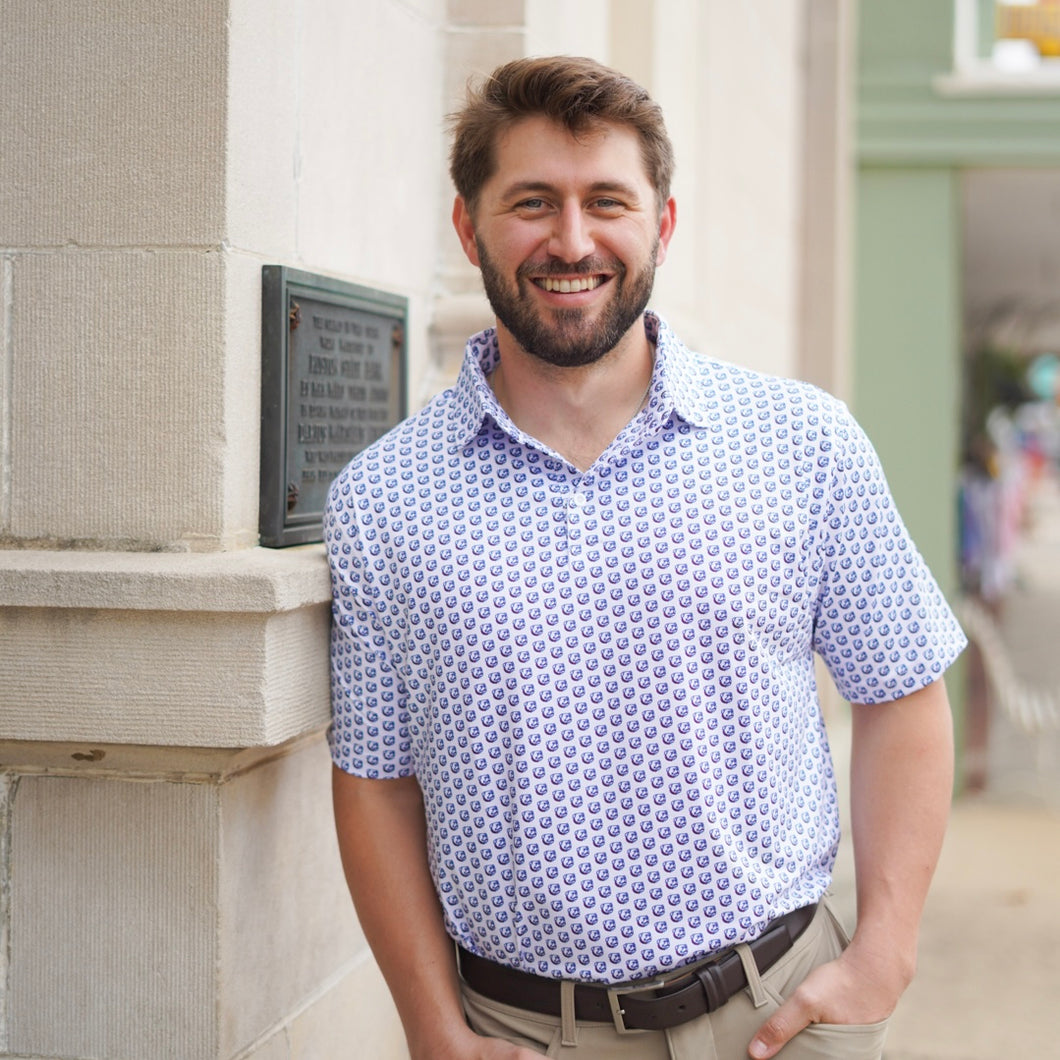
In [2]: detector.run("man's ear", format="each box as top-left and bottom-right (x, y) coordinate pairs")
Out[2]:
(654, 196), (677, 267)
(452, 196), (481, 267)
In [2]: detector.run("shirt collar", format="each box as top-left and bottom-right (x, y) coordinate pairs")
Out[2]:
(443, 311), (711, 452)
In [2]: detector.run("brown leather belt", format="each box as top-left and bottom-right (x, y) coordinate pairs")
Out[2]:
(458, 902), (817, 1034)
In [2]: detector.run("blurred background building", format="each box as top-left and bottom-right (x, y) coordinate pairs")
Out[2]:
(855, 0), (1060, 795)
(0, 2), (1056, 1058)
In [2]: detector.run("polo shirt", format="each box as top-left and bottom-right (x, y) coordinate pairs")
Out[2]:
(325, 312), (965, 984)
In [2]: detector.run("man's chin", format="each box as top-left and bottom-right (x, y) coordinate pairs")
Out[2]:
(511, 325), (614, 368)
(488, 278), (652, 367)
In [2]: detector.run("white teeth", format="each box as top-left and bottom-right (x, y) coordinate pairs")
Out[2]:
(539, 276), (603, 293)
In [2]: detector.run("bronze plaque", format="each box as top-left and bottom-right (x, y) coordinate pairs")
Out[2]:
(260, 266), (407, 547)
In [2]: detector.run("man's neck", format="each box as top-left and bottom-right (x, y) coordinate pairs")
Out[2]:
(488, 318), (655, 472)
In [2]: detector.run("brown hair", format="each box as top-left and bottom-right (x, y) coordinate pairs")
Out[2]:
(449, 56), (674, 215)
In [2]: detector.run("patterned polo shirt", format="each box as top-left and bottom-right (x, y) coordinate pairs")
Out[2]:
(325, 312), (965, 985)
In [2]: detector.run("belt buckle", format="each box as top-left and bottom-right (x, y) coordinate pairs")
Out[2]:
(605, 975), (668, 1035)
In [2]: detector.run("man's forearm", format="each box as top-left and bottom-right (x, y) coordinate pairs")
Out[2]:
(331, 768), (472, 1058)
(848, 678), (955, 985)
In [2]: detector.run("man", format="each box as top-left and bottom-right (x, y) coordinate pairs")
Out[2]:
(326, 56), (965, 1059)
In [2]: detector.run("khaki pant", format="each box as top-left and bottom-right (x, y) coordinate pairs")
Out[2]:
(460, 900), (888, 1059)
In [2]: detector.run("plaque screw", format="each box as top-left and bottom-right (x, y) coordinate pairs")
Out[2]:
(289, 301), (302, 330)
(286, 482), (300, 512)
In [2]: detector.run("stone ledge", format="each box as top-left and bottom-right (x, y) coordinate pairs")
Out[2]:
(0, 545), (331, 613)
(0, 603), (332, 747)
(0, 730), (325, 780)
(0, 546), (333, 748)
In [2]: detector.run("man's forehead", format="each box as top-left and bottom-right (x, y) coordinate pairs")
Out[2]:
(488, 116), (650, 186)
(494, 114), (634, 154)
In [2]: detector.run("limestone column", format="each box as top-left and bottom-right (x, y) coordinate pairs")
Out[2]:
(0, 1), (443, 1056)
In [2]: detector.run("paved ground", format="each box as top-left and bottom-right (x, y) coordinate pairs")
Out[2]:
(832, 469), (1060, 1059)
(883, 798), (1060, 1059)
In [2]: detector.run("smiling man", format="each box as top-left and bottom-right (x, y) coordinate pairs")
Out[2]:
(325, 57), (965, 1060)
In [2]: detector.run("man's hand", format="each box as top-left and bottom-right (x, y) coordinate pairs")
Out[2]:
(746, 938), (908, 1058)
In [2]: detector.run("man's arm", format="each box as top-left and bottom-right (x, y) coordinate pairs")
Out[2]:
(332, 767), (540, 1060)
(749, 678), (954, 1059)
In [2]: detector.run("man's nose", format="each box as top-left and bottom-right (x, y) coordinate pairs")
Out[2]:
(548, 202), (594, 262)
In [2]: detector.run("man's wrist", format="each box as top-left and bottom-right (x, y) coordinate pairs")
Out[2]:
(843, 926), (917, 998)
(407, 1017), (481, 1060)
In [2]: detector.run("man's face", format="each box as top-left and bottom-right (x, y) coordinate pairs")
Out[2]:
(453, 116), (675, 368)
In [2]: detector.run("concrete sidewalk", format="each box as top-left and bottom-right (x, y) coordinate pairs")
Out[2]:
(883, 797), (1060, 1059)
(884, 468), (1060, 1059)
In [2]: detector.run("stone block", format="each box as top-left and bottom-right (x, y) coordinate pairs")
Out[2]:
(8, 251), (228, 548)
(0, 603), (330, 747)
(8, 774), (218, 1059)
(0, 548), (332, 748)
(219, 738), (366, 1055)
(443, 25), (525, 110)
(0, 1), (226, 247)
(448, 0), (524, 26)
(4, 736), (387, 1060)
(226, 0), (300, 260)
(0, 544), (331, 614)
(525, 0), (610, 68)
(295, 1), (445, 293)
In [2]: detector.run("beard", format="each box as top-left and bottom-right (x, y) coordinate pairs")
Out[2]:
(476, 241), (658, 368)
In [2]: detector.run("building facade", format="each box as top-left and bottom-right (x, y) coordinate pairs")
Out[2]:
(854, 0), (1060, 773)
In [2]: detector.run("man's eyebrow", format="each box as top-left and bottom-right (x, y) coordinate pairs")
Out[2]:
(499, 180), (644, 201)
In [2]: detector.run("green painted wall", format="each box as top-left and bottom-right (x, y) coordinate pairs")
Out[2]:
(859, 1), (1060, 165)
(853, 167), (961, 591)
(858, 0), (954, 87)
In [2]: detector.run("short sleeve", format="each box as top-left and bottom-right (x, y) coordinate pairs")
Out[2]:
(811, 405), (967, 703)
(324, 471), (412, 778)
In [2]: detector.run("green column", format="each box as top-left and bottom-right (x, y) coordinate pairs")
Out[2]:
(853, 164), (967, 777)
(853, 166), (962, 596)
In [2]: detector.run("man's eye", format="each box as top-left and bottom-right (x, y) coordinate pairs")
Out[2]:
(517, 198), (547, 210)
(594, 198), (623, 210)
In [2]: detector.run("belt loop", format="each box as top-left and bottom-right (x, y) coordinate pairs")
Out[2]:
(734, 943), (769, 1009)
(560, 979), (579, 1047)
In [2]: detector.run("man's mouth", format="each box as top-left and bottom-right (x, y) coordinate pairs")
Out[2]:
(532, 275), (606, 293)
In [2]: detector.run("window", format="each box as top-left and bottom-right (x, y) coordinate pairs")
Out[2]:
(938, 0), (1060, 93)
